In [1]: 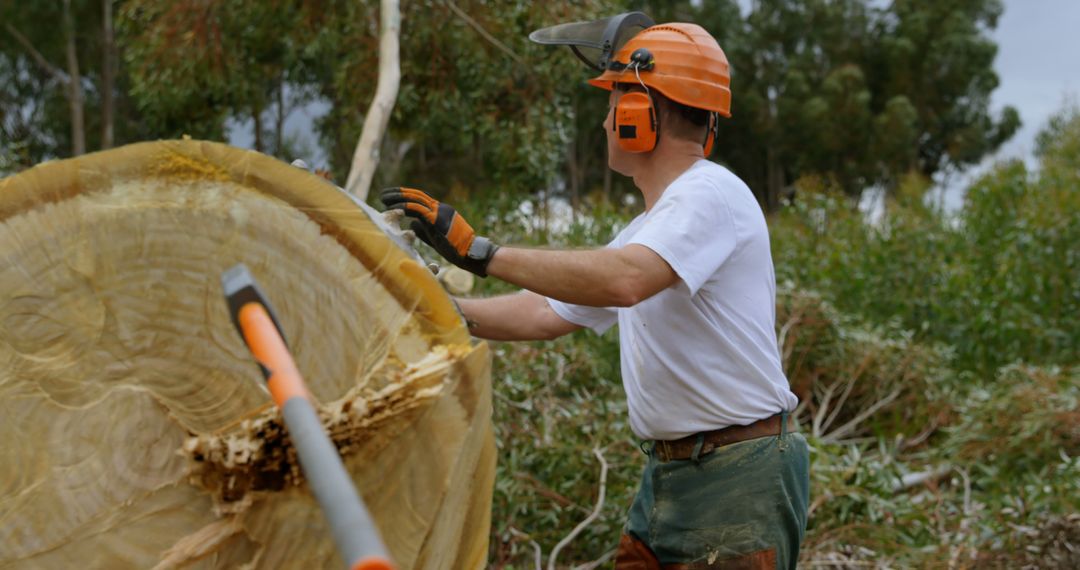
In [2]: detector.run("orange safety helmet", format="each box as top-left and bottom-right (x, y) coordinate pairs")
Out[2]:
(531, 15), (730, 154)
(588, 23), (732, 118)
(594, 23), (730, 154)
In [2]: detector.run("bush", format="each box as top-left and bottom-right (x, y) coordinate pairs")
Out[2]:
(778, 287), (953, 444)
(771, 143), (1079, 373)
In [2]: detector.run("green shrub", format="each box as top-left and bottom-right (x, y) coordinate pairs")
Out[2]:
(943, 364), (1079, 478)
(771, 142), (1079, 373)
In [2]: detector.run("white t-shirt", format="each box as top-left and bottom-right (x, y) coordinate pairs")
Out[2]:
(547, 160), (798, 440)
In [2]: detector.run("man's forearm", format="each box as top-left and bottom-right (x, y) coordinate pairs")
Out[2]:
(456, 291), (578, 341)
(456, 294), (534, 340)
(485, 246), (662, 307)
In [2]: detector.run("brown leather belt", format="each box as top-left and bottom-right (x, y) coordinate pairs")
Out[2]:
(653, 413), (789, 462)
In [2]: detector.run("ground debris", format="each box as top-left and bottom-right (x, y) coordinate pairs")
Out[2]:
(977, 514), (1080, 569)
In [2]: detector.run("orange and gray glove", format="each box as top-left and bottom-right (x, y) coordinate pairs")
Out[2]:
(379, 187), (499, 277)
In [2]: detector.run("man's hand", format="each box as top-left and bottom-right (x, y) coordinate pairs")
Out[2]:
(379, 187), (499, 277)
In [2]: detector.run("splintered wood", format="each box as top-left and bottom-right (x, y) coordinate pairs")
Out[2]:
(0, 141), (494, 569)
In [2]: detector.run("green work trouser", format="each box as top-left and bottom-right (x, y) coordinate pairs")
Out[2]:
(622, 421), (810, 569)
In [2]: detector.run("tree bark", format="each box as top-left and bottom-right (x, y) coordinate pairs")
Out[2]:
(275, 77), (286, 155)
(101, 0), (115, 149)
(253, 101), (263, 153)
(345, 0), (400, 200)
(765, 143), (783, 212)
(63, 0), (86, 156)
(4, 24), (64, 79)
(567, 138), (579, 225)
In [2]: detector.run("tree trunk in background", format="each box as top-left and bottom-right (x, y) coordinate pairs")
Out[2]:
(101, 0), (115, 149)
(567, 138), (579, 224)
(275, 78), (285, 155)
(765, 143), (783, 213)
(567, 97), (581, 223)
(345, 0), (401, 200)
(253, 102), (263, 152)
(63, 0), (85, 156)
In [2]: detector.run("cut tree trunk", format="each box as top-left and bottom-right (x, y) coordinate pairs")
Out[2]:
(0, 140), (494, 569)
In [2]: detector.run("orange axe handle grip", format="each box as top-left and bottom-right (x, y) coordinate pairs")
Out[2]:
(237, 302), (311, 408)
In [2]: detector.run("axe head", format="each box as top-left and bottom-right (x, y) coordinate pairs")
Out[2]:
(221, 263), (288, 348)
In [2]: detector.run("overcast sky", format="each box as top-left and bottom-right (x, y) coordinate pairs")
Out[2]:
(250, 0), (1080, 199)
(987, 0), (1080, 161)
(923, 0), (1080, 208)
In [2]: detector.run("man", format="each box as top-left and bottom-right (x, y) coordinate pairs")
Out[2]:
(381, 16), (809, 570)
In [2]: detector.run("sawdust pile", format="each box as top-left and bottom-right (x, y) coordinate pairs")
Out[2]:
(0, 141), (494, 569)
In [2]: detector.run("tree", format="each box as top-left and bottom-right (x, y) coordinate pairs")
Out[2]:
(553, 0), (1018, 211)
(870, 0), (1020, 177)
(1, 1), (94, 161)
(345, 0), (401, 200)
(293, 1), (614, 200)
(118, 0), (308, 150)
(1, 0), (147, 169)
(1, 0), (1024, 214)
(699, 0), (1019, 209)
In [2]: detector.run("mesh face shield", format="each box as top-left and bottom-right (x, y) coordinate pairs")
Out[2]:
(528, 12), (655, 71)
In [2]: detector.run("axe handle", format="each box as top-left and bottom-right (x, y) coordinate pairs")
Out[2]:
(234, 301), (394, 570)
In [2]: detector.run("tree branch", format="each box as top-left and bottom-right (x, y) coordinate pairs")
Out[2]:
(443, 0), (526, 66)
(547, 447), (609, 570)
(573, 549), (618, 570)
(345, 0), (401, 200)
(507, 527), (542, 570)
(821, 387), (902, 443)
(5, 23), (67, 82)
(889, 464), (952, 493)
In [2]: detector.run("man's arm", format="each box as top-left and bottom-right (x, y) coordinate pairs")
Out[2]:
(456, 290), (582, 341)
(379, 187), (679, 306)
(485, 244), (678, 307)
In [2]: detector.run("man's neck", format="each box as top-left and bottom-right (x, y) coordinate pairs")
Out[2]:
(633, 141), (706, 211)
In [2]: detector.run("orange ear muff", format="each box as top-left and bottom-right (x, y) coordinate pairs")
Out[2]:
(703, 112), (718, 157)
(614, 91), (657, 153)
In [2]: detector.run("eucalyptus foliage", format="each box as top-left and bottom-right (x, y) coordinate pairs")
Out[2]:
(4, 0), (1020, 213)
(771, 106), (1078, 373)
